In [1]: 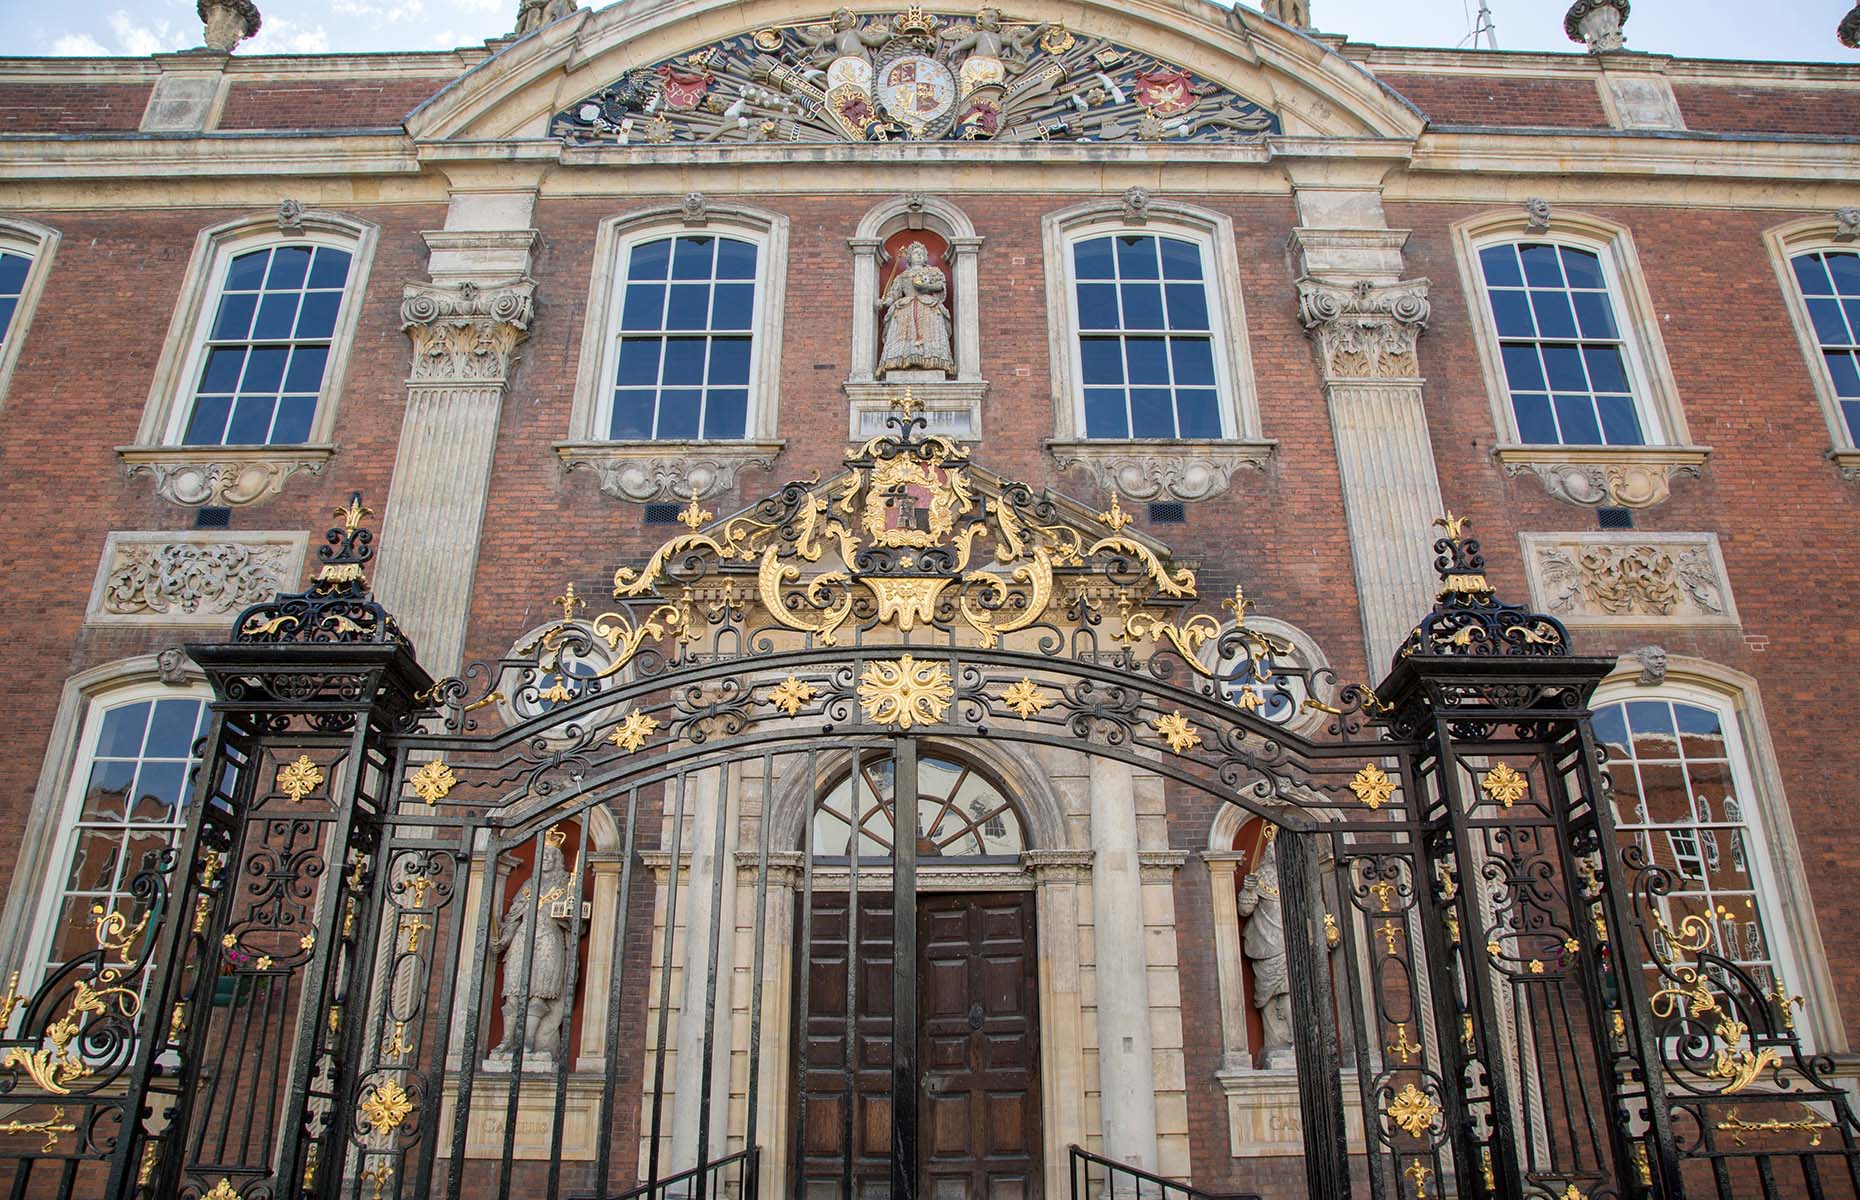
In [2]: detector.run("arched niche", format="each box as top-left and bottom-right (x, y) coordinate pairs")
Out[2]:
(846, 195), (987, 440)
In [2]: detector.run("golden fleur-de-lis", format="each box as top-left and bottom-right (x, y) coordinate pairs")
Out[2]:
(277, 755), (325, 803)
(1000, 679), (1051, 719)
(767, 675), (817, 717)
(553, 582), (585, 622)
(1433, 511), (1470, 539)
(203, 1180), (243, 1200)
(1349, 763), (1395, 810)
(408, 758), (457, 806)
(360, 1079), (415, 1134)
(336, 494), (373, 535)
(1153, 711), (1201, 754)
(1097, 492), (1134, 532)
(1220, 584), (1254, 625)
(609, 710), (660, 753)
(1387, 1083), (1442, 1138)
(891, 386), (923, 417)
(1481, 762), (1529, 808)
(677, 492), (714, 531)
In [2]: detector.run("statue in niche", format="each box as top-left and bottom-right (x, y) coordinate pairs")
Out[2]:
(488, 826), (581, 1066)
(878, 241), (955, 378)
(515, 0), (578, 36)
(1237, 825), (1294, 1069)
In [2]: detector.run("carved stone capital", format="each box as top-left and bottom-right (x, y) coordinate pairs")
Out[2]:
(1565, 0), (1629, 52)
(1023, 849), (1094, 883)
(198, 0), (261, 52)
(86, 530), (309, 627)
(1296, 277), (1431, 381)
(401, 278), (535, 385)
(556, 440), (785, 503)
(119, 444), (335, 508)
(1138, 850), (1190, 883)
(1494, 445), (1708, 509)
(1045, 439), (1274, 503)
(1521, 532), (1738, 628)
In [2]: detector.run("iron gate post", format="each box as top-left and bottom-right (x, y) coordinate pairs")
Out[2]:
(1280, 827), (1353, 1197)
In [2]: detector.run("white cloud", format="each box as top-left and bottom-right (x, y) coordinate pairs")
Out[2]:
(108, 10), (188, 56)
(244, 15), (333, 55)
(331, 0), (427, 22)
(48, 32), (111, 56)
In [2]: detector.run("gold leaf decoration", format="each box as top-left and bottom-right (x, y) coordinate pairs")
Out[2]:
(1000, 679), (1051, 719)
(609, 710), (661, 753)
(767, 675), (817, 717)
(1387, 1083), (1442, 1138)
(1481, 762), (1528, 808)
(1349, 763), (1395, 810)
(408, 758), (456, 806)
(359, 1079), (416, 1135)
(203, 1180), (242, 1200)
(277, 755), (325, 803)
(1153, 711), (1202, 754)
(857, 656), (954, 729)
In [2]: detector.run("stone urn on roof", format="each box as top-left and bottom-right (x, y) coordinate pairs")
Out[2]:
(198, 0), (261, 53)
(1564, 0), (1628, 53)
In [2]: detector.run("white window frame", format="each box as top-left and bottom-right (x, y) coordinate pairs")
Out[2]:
(566, 203), (787, 446)
(0, 218), (61, 416)
(0, 657), (209, 992)
(132, 210), (377, 450)
(1764, 215), (1860, 475)
(1593, 661), (1839, 1052)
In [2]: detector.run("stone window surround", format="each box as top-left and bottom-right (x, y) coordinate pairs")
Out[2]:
(1452, 208), (1709, 510)
(117, 208), (379, 508)
(0, 656), (208, 986)
(1592, 659), (1842, 1054)
(844, 194), (987, 440)
(0, 218), (59, 416)
(1762, 213), (1860, 480)
(557, 200), (788, 504)
(1041, 198), (1275, 505)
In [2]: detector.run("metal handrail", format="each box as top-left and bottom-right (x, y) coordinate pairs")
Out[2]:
(1068, 1144), (1261, 1200)
(577, 1145), (760, 1200)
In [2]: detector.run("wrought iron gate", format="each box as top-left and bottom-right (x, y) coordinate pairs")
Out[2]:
(0, 417), (1853, 1200)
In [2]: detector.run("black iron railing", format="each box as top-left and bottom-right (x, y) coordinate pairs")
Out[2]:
(1068, 1145), (1260, 1200)
(577, 1146), (759, 1200)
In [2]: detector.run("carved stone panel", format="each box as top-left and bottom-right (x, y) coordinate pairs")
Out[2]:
(1046, 438), (1273, 503)
(86, 531), (310, 627)
(1520, 532), (1738, 629)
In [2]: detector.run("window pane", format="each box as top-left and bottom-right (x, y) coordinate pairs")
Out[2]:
(1560, 247), (1606, 290)
(1083, 388), (1127, 438)
(0, 252), (29, 295)
(200, 347), (246, 394)
(1846, 399), (1860, 444)
(265, 246), (312, 289)
(211, 291), (258, 341)
(225, 250), (270, 291)
(97, 703), (151, 758)
(252, 292), (301, 340)
(1176, 389), (1221, 438)
(1164, 282), (1209, 331)
(1542, 345), (1587, 391)
(656, 390), (701, 438)
(1807, 298), (1849, 345)
(616, 338), (662, 387)
(271, 396), (316, 444)
(711, 283), (755, 329)
(661, 337), (706, 385)
(1079, 338), (1123, 384)
(132, 762), (188, 818)
(146, 699), (200, 758)
(1074, 237), (1115, 280)
(610, 390), (655, 439)
(1827, 350), (1860, 397)
(1571, 291), (1618, 339)
(283, 346), (329, 394)
(1676, 703), (1726, 756)
(715, 238), (757, 280)
(1158, 237), (1203, 280)
(307, 247), (352, 290)
(1120, 282), (1164, 329)
(1553, 394), (1602, 444)
(1512, 393), (1556, 444)
(1479, 245), (1523, 288)
(1115, 235), (1159, 279)
(664, 284), (711, 330)
(1076, 283), (1119, 330)
(0, 297), (14, 342)
(1520, 243), (1564, 287)
(1124, 337), (1169, 384)
(703, 388), (747, 439)
(671, 235), (715, 280)
(226, 396), (278, 445)
(182, 395), (232, 445)
(1826, 252), (1860, 295)
(1501, 345), (1545, 392)
(1793, 253), (1834, 295)
(1129, 387), (1175, 438)
(1583, 346), (1630, 394)
(1170, 338), (1215, 386)
(242, 346), (288, 392)
(1490, 291), (1534, 338)
(1597, 394), (1643, 446)
(709, 337), (751, 386)
(1530, 290), (1578, 340)
(620, 283), (666, 331)
(627, 238), (672, 280)
(295, 292), (341, 339)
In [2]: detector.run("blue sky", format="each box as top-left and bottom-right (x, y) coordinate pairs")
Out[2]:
(1, 0), (1854, 61)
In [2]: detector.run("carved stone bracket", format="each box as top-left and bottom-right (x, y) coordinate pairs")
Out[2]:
(1296, 278), (1431, 382)
(1831, 449), (1860, 481)
(85, 530), (309, 627)
(555, 439), (786, 503)
(401, 278), (535, 385)
(1138, 850), (1189, 883)
(1023, 849), (1094, 883)
(1520, 531), (1738, 628)
(1045, 438), (1275, 503)
(1565, 0), (1629, 52)
(1494, 445), (1708, 509)
(118, 444), (335, 508)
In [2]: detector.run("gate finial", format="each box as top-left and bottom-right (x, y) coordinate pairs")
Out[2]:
(1392, 514), (1569, 665)
(229, 490), (413, 649)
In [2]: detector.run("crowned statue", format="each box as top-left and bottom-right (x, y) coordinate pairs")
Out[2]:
(488, 826), (582, 1067)
(1237, 825), (1294, 1069)
(878, 241), (955, 378)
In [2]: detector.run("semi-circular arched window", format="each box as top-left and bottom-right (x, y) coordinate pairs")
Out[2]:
(811, 753), (1025, 860)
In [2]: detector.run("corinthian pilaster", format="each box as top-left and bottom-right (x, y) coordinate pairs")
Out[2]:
(1298, 276), (1446, 670)
(371, 277), (534, 675)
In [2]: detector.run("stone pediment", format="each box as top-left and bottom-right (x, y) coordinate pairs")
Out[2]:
(406, 0), (1424, 143)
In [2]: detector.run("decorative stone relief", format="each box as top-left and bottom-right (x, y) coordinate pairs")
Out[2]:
(156, 646), (194, 686)
(1565, 0), (1629, 53)
(515, 0), (579, 36)
(1260, 0), (1311, 28)
(120, 445), (335, 508)
(1604, 73), (1685, 131)
(401, 279), (535, 384)
(1497, 450), (1705, 509)
(681, 191), (708, 226)
(86, 531), (308, 627)
(1122, 186), (1153, 224)
(1835, 208), (1860, 243)
(277, 198), (305, 233)
(556, 440), (785, 503)
(1046, 439), (1273, 503)
(1521, 533), (1737, 628)
(198, 0), (261, 52)
(1524, 197), (1552, 234)
(1629, 644), (1668, 686)
(1296, 278), (1431, 381)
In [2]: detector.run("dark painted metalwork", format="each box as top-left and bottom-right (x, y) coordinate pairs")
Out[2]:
(4, 444), (1849, 1200)
(891, 738), (919, 1200)
(1066, 1144), (1261, 1200)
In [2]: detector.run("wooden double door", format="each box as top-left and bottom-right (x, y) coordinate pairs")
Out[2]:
(795, 889), (1042, 1200)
